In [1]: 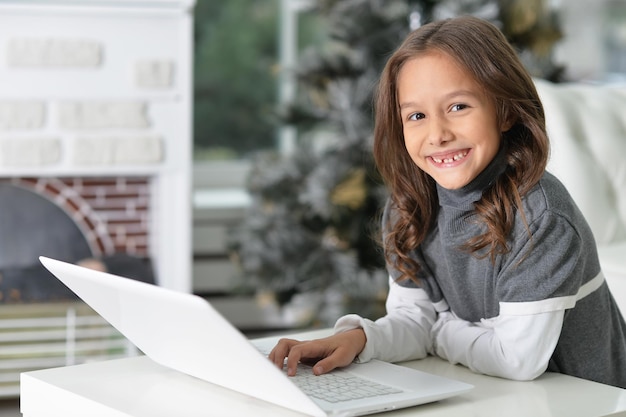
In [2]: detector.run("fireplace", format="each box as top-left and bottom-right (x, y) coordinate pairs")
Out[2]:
(0, 0), (195, 397)
(0, 177), (154, 303)
(0, 0), (193, 290)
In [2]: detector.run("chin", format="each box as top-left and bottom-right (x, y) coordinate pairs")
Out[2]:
(439, 183), (464, 190)
(435, 176), (472, 190)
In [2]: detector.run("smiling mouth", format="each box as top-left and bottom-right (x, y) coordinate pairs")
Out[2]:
(431, 150), (468, 164)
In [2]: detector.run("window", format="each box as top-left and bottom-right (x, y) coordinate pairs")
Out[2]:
(193, 0), (322, 161)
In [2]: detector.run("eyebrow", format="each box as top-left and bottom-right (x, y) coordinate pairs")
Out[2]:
(399, 89), (479, 110)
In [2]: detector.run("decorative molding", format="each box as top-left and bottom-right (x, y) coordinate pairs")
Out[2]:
(58, 102), (150, 129)
(7, 38), (102, 68)
(135, 60), (175, 89)
(73, 136), (163, 165)
(0, 137), (60, 167)
(0, 102), (46, 130)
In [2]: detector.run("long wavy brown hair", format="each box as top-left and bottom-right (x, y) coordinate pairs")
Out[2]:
(373, 16), (549, 283)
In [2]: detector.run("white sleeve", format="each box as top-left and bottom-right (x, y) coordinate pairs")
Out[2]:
(431, 309), (564, 380)
(334, 277), (439, 363)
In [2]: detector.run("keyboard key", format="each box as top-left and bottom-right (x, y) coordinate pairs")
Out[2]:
(290, 364), (402, 403)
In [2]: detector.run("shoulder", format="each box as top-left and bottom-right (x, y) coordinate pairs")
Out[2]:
(507, 171), (600, 275)
(495, 173), (602, 304)
(515, 172), (599, 258)
(522, 172), (587, 229)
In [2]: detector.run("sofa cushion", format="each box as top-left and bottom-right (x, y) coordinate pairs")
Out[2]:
(536, 79), (626, 245)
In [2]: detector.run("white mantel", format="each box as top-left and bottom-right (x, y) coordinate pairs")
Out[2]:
(0, 0), (196, 291)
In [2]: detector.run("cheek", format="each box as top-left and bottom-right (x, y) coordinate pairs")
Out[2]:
(403, 135), (417, 161)
(403, 138), (427, 170)
(401, 128), (410, 149)
(403, 131), (425, 161)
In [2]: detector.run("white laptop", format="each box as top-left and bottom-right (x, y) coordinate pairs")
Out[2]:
(39, 256), (472, 417)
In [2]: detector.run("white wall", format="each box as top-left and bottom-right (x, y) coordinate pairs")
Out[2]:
(555, 0), (626, 82)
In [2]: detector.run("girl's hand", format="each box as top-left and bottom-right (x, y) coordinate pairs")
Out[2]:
(268, 329), (366, 376)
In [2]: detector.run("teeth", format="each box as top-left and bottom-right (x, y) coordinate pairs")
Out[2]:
(432, 151), (467, 164)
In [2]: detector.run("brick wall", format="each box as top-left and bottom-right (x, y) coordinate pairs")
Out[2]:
(3, 177), (151, 257)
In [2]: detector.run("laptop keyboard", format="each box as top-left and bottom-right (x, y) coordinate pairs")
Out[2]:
(290, 363), (403, 403)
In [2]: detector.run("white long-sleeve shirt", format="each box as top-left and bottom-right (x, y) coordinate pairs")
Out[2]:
(335, 277), (571, 380)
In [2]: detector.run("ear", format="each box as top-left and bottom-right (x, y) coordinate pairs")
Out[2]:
(497, 105), (516, 133)
(500, 115), (515, 133)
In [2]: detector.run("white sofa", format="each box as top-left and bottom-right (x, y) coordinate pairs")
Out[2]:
(535, 79), (626, 311)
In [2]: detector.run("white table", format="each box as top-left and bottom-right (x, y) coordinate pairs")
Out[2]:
(20, 329), (626, 417)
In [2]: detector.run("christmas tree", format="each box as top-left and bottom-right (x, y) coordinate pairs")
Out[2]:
(229, 0), (563, 325)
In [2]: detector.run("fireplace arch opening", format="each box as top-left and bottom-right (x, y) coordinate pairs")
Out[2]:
(0, 183), (94, 302)
(0, 183), (94, 268)
(0, 178), (155, 304)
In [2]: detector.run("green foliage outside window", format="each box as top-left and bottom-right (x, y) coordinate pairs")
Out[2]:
(193, 1), (278, 160)
(193, 0), (326, 160)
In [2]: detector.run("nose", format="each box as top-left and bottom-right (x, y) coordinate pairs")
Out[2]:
(427, 116), (452, 146)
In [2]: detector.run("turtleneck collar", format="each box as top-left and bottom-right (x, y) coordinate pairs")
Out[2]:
(436, 145), (507, 210)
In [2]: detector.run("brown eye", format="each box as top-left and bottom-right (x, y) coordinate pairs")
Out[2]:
(409, 112), (425, 121)
(451, 104), (468, 112)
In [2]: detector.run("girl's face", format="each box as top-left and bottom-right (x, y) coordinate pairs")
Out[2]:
(398, 51), (506, 190)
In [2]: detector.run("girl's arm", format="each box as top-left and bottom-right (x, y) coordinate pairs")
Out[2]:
(334, 276), (439, 363)
(430, 308), (564, 380)
(269, 277), (437, 375)
(432, 270), (605, 380)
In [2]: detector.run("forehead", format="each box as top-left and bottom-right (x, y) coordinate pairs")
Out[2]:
(397, 51), (476, 88)
(396, 50), (488, 106)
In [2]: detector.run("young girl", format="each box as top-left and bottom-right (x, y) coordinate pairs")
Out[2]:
(269, 16), (626, 388)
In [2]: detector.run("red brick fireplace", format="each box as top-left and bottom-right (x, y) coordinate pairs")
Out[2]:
(5, 176), (151, 257)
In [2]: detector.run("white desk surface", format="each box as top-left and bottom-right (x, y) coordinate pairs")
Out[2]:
(20, 329), (626, 417)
